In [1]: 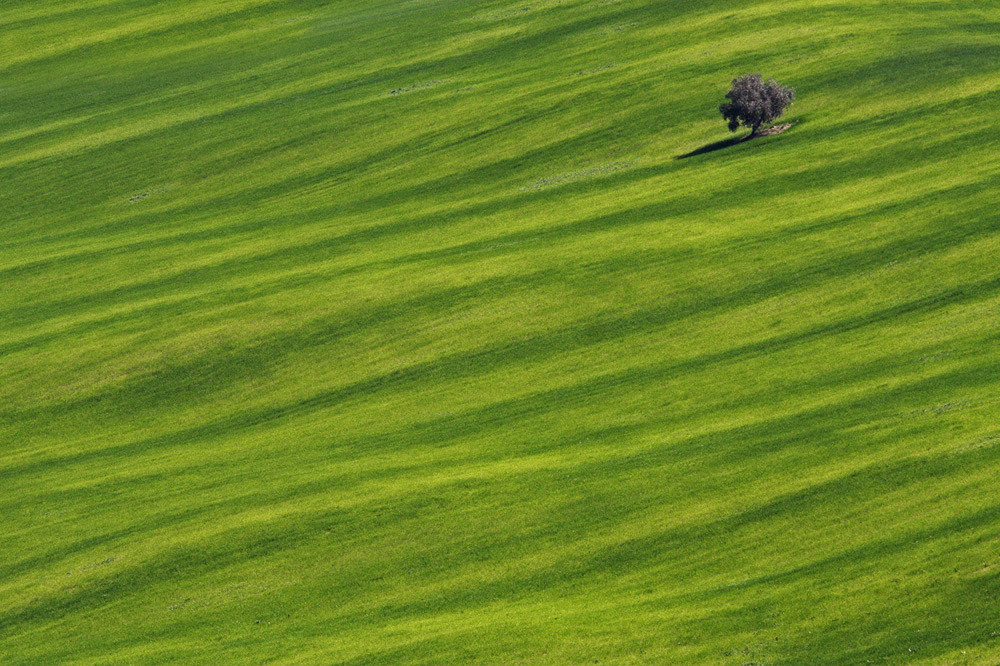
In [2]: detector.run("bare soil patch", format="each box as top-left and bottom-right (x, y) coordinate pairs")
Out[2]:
(756, 123), (793, 137)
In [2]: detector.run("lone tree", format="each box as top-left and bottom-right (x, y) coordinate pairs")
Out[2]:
(719, 74), (795, 137)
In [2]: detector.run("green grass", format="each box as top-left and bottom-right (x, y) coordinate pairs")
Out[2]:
(3, 0), (1000, 662)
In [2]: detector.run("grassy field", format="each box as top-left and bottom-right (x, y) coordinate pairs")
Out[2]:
(3, 0), (1000, 662)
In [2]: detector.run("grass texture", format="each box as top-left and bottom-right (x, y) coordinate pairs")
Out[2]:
(3, 0), (1000, 663)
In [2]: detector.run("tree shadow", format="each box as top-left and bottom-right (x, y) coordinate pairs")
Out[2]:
(678, 118), (803, 159)
(676, 134), (749, 159)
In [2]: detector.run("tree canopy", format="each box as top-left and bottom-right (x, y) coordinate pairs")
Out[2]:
(719, 74), (795, 135)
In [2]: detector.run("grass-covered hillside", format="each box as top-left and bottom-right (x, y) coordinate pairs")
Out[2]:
(3, 0), (1000, 663)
